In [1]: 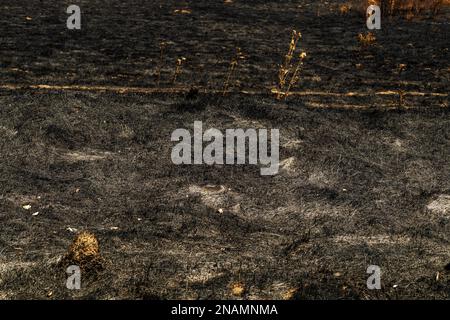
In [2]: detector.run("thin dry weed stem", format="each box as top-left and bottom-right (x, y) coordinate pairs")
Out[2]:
(156, 41), (167, 87)
(172, 57), (186, 85)
(222, 47), (245, 96)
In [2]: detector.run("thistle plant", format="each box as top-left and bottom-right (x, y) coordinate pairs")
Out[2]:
(274, 30), (306, 100)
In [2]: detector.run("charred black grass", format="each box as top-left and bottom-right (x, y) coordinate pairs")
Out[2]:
(0, 92), (449, 299)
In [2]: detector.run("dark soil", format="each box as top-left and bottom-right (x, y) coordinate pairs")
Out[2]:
(0, 0), (449, 299)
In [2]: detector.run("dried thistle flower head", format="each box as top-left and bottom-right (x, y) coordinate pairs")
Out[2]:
(176, 57), (186, 65)
(398, 63), (407, 72)
(292, 30), (301, 37)
(173, 8), (192, 14)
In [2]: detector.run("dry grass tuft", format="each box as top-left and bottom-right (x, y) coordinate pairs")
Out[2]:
(63, 231), (103, 270)
(355, 0), (448, 16)
(230, 282), (245, 297)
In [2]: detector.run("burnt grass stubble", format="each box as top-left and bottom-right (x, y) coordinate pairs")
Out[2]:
(0, 1), (449, 299)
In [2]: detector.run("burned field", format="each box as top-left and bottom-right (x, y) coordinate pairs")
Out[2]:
(0, 0), (449, 299)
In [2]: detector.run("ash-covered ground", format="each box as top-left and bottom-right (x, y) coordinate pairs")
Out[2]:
(0, 0), (449, 299)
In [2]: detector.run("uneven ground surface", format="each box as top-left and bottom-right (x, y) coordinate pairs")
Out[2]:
(0, 0), (449, 299)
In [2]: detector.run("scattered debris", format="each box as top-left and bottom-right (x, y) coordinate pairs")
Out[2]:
(282, 288), (298, 300)
(173, 9), (192, 14)
(68, 232), (100, 262)
(358, 32), (376, 46)
(427, 195), (450, 216)
(200, 185), (226, 193)
(231, 203), (241, 213)
(339, 4), (351, 14)
(66, 227), (78, 233)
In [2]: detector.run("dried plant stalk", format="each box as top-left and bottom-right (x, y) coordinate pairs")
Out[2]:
(222, 47), (245, 96)
(274, 30), (306, 100)
(172, 57), (186, 85)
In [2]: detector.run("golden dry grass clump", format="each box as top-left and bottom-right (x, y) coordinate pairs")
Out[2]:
(230, 282), (245, 297)
(64, 231), (103, 269)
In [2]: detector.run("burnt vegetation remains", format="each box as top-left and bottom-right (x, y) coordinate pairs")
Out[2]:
(0, 0), (449, 299)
